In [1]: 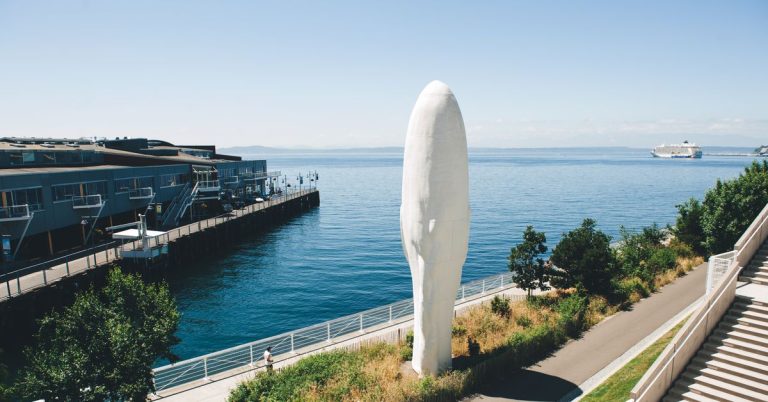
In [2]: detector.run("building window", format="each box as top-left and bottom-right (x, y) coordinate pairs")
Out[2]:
(52, 181), (108, 202)
(160, 173), (189, 187)
(8, 151), (35, 165)
(115, 176), (154, 193)
(1, 187), (44, 211)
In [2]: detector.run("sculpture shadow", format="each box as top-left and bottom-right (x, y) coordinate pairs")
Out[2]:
(478, 369), (581, 401)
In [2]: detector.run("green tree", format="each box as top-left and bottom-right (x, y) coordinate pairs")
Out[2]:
(701, 160), (768, 254)
(550, 219), (616, 295)
(508, 226), (550, 297)
(15, 267), (180, 401)
(672, 198), (706, 255)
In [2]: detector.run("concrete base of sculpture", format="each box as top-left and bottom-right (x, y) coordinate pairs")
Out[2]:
(401, 81), (470, 376)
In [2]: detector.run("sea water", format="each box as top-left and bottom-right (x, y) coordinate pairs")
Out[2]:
(165, 148), (759, 360)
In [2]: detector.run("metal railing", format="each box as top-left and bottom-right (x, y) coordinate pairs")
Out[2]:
(72, 194), (103, 209)
(0, 204), (31, 221)
(196, 180), (220, 191)
(0, 241), (121, 301)
(630, 202), (768, 402)
(152, 270), (519, 392)
(705, 250), (735, 295)
(129, 187), (154, 200)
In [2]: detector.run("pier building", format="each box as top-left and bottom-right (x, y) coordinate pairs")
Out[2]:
(0, 137), (277, 267)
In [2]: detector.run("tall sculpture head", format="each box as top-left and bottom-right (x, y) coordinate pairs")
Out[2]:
(401, 81), (470, 376)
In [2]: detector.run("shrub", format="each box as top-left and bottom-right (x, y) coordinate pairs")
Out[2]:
(452, 324), (467, 337)
(515, 314), (532, 328)
(646, 247), (677, 276)
(490, 295), (510, 317)
(667, 238), (695, 259)
(405, 330), (414, 348)
(400, 345), (413, 362)
(556, 295), (587, 337)
(467, 337), (481, 356)
(673, 198), (706, 255)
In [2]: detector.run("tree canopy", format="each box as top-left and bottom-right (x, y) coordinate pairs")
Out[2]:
(508, 225), (550, 297)
(15, 267), (180, 401)
(700, 160), (768, 254)
(550, 219), (616, 295)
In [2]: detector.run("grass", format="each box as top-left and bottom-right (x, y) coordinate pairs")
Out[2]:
(580, 319), (687, 402)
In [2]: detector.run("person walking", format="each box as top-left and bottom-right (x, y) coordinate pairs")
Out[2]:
(263, 346), (274, 372)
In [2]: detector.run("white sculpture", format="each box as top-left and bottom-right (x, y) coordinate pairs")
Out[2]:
(401, 81), (470, 376)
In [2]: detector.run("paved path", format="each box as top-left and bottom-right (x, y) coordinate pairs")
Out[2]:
(471, 262), (708, 402)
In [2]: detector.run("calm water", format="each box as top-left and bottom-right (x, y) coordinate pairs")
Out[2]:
(165, 148), (759, 361)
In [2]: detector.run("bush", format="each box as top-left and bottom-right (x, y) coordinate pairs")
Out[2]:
(491, 295), (510, 318)
(467, 337), (481, 356)
(515, 314), (532, 328)
(452, 324), (467, 337)
(646, 247), (677, 276)
(556, 295), (587, 337)
(668, 238), (695, 259)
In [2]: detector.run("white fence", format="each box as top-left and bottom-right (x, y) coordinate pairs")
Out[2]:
(705, 250), (735, 295)
(152, 271), (519, 392)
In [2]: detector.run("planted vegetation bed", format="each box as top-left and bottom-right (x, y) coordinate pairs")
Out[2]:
(229, 253), (703, 402)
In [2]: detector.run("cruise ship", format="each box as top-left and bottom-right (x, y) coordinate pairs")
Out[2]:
(651, 141), (702, 158)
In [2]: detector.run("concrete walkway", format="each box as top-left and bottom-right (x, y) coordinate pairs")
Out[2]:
(471, 262), (708, 402)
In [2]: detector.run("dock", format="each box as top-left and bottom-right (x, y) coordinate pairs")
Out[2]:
(0, 189), (319, 303)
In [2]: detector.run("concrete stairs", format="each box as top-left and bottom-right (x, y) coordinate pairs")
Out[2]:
(739, 243), (768, 285)
(663, 297), (768, 402)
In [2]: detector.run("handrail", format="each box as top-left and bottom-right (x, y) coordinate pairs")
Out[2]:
(630, 202), (768, 401)
(734, 202), (768, 251)
(152, 268), (516, 392)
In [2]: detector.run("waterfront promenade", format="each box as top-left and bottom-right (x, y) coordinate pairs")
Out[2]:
(0, 189), (317, 302)
(152, 276), (541, 401)
(471, 262), (708, 401)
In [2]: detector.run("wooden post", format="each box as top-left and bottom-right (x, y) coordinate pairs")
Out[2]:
(47, 231), (54, 255)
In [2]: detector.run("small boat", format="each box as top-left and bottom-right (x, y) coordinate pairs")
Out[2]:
(651, 141), (702, 158)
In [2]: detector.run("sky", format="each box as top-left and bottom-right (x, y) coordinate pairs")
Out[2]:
(0, 1), (766, 149)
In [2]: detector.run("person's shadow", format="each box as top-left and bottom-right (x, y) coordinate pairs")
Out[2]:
(477, 369), (581, 401)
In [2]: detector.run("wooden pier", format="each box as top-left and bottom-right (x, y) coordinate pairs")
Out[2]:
(0, 189), (320, 303)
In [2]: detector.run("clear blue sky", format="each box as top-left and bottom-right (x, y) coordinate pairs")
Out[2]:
(1, 1), (766, 148)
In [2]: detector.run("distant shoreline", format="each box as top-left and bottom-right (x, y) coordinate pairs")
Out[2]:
(220, 145), (759, 156)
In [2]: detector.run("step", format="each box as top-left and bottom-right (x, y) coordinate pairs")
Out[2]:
(699, 350), (768, 376)
(688, 364), (768, 395)
(711, 334), (768, 356)
(718, 321), (768, 339)
(690, 358), (768, 390)
(722, 314), (768, 332)
(739, 276), (768, 286)
(730, 307), (768, 323)
(681, 372), (767, 401)
(704, 343), (768, 366)
(739, 270), (768, 280)
(714, 328), (768, 349)
(673, 378), (752, 402)
(664, 386), (718, 402)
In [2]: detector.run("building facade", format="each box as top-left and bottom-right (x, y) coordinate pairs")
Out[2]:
(0, 137), (276, 265)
